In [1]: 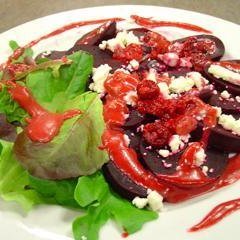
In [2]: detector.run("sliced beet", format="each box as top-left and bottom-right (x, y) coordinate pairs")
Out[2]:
(102, 161), (147, 200)
(209, 93), (240, 114)
(130, 28), (149, 38)
(36, 50), (66, 61)
(123, 109), (145, 128)
(139, 139), (179, 175)
(198, 87), (214, 103)
(203, 64), (240, 96)
(208, 124), (240, 152)
(74, 21), (117, 46)
(205, 148), (229, 178)
(139, 138), (228, 178)
(173, 34), (225, 61)
(67, 44), (122, 70)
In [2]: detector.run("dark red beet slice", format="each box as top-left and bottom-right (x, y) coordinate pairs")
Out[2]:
(192, 123), (240, 153)
(208, 125), (240, 152)
(139, 138), (228, 178)
(130, 28), (149, 38)
(203, 63), (240, 96)
(67, 44), (122, 70)
(75, 21), (117, 46)
(139, 139), (180, 175)
(102, 161), (148, 200)
(209, 93), (240, 114)
(173, 34), (225, 61)
(123, 109), (145, 128)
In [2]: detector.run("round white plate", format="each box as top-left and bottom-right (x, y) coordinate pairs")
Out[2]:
(0, 5), (240, 240)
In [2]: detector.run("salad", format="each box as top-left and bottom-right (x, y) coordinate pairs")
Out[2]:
(0, 14), (240, 240)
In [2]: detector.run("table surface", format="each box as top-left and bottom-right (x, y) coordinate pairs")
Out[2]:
(1, 0), (239, 33)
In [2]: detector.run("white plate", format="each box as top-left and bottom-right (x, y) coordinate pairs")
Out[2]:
(0, 5), (240, 240)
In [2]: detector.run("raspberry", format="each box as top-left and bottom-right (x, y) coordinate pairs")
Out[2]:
(137, 80), (160, 100)
(143, 121), (172, 147)
(143, 31), (170, 57)
(113, 44), (143, 62)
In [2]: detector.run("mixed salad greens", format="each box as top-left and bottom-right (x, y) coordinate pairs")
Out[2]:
(0, 41), (157, 240)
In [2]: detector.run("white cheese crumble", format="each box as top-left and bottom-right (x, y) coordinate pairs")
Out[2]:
(147, 189), (164, 212)
(194, 148), (206, 166)
(157, 82), (171, 99)
(208, 64), (240, 86)
(159, 52), (179, 67)
(147, 68), (157, 82)
(169, 135), (182, 152)
(187, 71), (209, 90)
(99, 30), (140, 52)
(236, 96), (240, 103)
(220, 90), (231, 99)
(123, 90), (138, 106)
(129, 59), (139, 70)
(132, 190), (164, 212)
(218, 114), (240, 135)
(132, 197), (148, 209)
(213, 106), (222, 117)
(89, 64), (112, 93)
(158, 149), (170, 158)
(169, 76), (194, 93)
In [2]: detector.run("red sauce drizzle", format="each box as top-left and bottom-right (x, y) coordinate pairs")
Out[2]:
(7, 17), (124, 64)
(218, 61), (240, 72)
(102, 71), (240, 205)
(189, 198), (240, 232)
(7, 81), (81, 142)
(121, 232), (129, 238)
(131, 15), (212, 34)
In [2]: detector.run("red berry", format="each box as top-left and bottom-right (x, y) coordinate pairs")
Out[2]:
(137, 80), (160, 100)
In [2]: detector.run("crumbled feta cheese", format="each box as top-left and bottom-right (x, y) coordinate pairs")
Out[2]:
(124, 90), (138, 106)
(147, 68), (157, 82)
(132, 197), (148, 209)
(202, 166), (209, 175)
(194, 148), (206, 166)
(132, 190), (164, 212)
(220, 90), (231, 99)
(157, 82), (171, 99)
(218, 114), (240, 135)
(99, 30), (140, 52)
(236, 96), (240, 103)
(187, 71), (209, 90)
(147, 190), (164, 212)
(169, 76), (194, 93)
(208, 64), (240, 86)
(89, 64), (112, 93)
(213, 106), (222, 117)
(180, 134), (191, 143)
(123, 134), (130, 146)
(99, 40), (107, 50)
(169, 135), (182, 152)
(158, 149), (170, 158)
(129, 59), (139, 70)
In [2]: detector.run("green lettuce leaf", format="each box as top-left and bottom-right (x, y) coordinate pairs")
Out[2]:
(9, 40), (34, 64)
(14, 92), (108, 179)
(0, 85), (27, 123)
(28, 175), (79, 208)
(0, 140), (43, 211)
(25, 51), (93, 106)
(73, 172), (158, 240)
